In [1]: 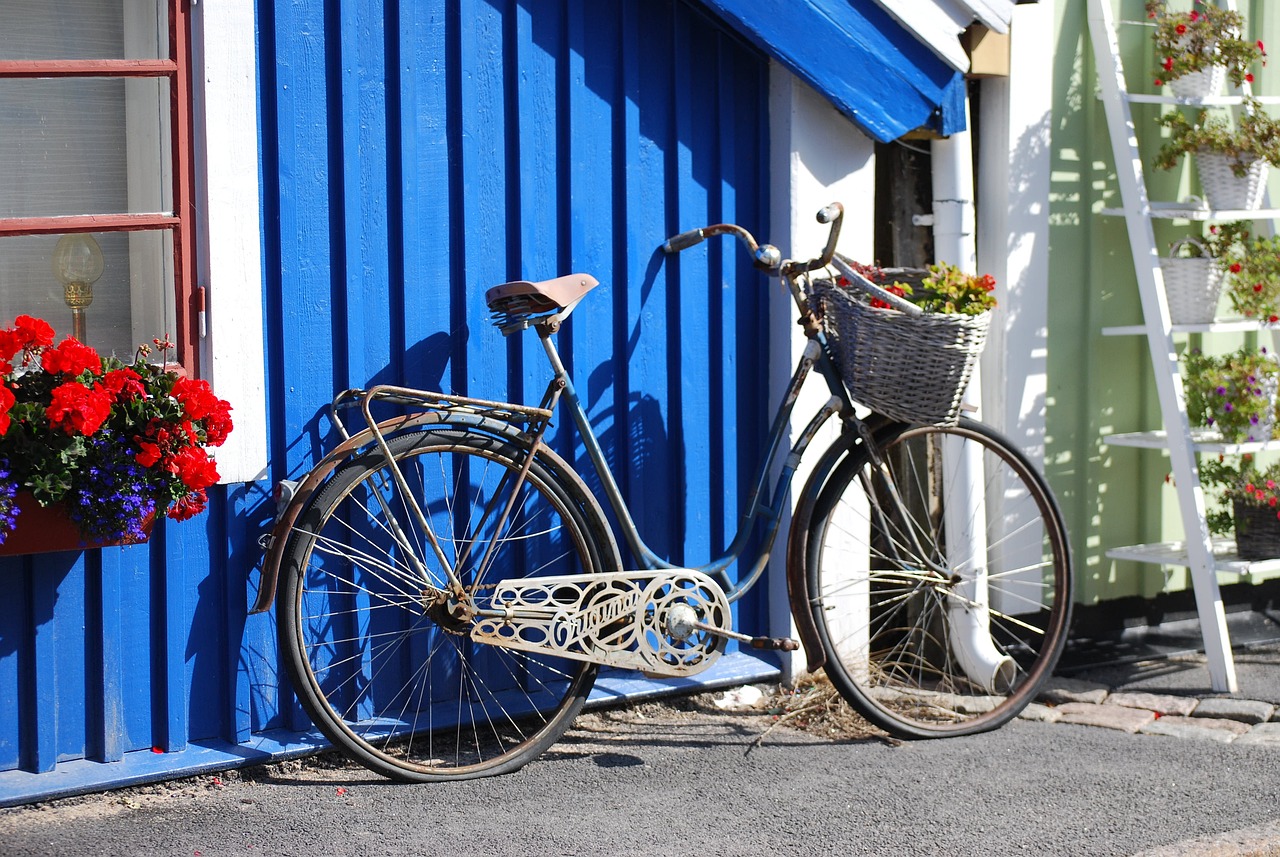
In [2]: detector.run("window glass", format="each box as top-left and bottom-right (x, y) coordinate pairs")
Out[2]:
(0, 1), (164, 61)
(0, 0), (178, 361)
(0, 230), (174, 360)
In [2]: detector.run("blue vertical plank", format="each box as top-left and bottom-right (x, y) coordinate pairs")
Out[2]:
(185, 515), (221, 742)
(340, 0), (392, 389)
(739, 46), (770, 634)
(398, 0), (454, 392)
(622, 0), (676, 563)
(459, 0), (509, 400)
(224, 486), (255, 744)
(274, 1), (339, 733)
(515, 0), (563, 412)
(23, 562), (59, 772)
(88, 550), (124, 762)
(51, 558), (87, 763)
(274, 0), (339, 478)
(160, 524), (188, 752)
(121, 543), (153, 753)
(0, 558), (20, 770)
(712, 31), (736, 563)
(567, 0), (619, 485)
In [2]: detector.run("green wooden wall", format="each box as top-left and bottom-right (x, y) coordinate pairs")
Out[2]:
(1049, 0), (1280, 607)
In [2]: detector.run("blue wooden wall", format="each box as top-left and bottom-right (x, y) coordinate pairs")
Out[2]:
(0, 0), (771, 801)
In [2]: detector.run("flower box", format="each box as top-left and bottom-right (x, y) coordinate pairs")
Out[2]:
(0, 314), (232, 552)
(0, 491), (153, 556)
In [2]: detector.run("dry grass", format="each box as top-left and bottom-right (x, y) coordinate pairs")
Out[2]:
(755, 673), (889, 744)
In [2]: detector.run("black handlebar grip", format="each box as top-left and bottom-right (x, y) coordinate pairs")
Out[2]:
(663, 228), (706, 253)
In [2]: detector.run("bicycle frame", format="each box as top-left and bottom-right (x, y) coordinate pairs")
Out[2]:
(531, 304), (853, 605)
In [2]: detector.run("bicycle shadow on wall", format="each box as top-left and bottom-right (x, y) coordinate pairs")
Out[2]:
(281, 331), (457, 481)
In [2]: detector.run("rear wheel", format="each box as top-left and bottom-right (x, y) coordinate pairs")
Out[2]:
(277, 429), (617, 780)
(805, 419), (1072, 738)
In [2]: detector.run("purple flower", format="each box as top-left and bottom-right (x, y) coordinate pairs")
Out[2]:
(1217, 386), (1228, 395)
(1225, 403), (1235, 412)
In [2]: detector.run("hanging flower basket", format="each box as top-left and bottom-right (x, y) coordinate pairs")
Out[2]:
(1232, 497), (1280, 560)
(1196, 151), (1269, 211)
(0, 492), (154, 557)
(1161, 238), (1225, 323)
(1168, 64), (1226, 99)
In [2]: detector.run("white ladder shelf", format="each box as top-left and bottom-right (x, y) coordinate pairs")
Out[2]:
(1086, 0), (1275, 693)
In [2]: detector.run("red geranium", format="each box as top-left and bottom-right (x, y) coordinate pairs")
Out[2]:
(47, 382), (113, 436)
(170, 446), (220, 491)
(0, 385), (14, 436)
(14, 315), (54, 350)
(42, 338), (101, 377)
(100, 368), (147, 402)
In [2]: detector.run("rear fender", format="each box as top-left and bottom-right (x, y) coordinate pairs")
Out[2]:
(250, 414), (536, 614)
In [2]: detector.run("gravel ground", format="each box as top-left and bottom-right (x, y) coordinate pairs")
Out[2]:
(4, 686), (1280, 857)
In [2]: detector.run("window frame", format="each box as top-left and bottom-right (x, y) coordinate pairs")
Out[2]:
(0, 0), (200, 373)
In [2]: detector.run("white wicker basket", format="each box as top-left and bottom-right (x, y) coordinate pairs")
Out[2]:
(1160, 239), (1224, 324)
(1196, 151), (1269, 211)
(816, 276), (990, 426)
(1168, 65), (1226, 99)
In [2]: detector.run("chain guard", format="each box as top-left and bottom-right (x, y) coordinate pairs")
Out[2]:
(470, 569), (731, 677)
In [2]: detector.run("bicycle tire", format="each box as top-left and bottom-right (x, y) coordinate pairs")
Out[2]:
(804, 417), (1072, 738)
(277, 428), (619, 780)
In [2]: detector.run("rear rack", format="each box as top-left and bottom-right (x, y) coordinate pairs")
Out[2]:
(329, 385), (554, 442)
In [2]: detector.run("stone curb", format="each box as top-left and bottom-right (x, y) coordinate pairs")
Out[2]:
(1035, 678), (1280, 746)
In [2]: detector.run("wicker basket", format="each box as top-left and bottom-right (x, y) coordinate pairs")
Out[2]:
(1168, 65), (1226, 99)
(817, 275), (991, 426)
(1196, 152), (1269, 211)
(1160, 239), (1224, 324)
(1232, 498), (1280, 560)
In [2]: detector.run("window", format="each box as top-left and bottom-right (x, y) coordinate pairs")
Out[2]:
(0, 0), (198, 371)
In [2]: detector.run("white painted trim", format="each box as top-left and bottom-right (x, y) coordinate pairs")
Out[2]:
(191, 2), (268, 484)
(767, 67), (876, 683)
(975, 0), (1052, 468)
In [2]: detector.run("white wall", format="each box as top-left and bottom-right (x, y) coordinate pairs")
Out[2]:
(767, 68), (877, 682)
(976, 0), (1053, 466)
(193, 1), (268, 483)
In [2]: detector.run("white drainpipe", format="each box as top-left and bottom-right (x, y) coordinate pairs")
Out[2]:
(931, 99), (1016, 693)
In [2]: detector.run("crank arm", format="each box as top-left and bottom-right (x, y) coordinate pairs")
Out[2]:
(690, 622), (800, 652)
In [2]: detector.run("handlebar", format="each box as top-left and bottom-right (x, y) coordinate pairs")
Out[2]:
(662, 203), (844, 276)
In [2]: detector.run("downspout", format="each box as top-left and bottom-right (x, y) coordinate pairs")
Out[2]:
(931, 97), (1016, 693)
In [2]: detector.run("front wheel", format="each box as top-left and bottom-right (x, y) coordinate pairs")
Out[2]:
(804, 418), (1072, 738)
(276, 429), (619, 780)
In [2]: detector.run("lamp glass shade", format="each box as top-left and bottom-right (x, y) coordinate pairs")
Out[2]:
(51, 233), (104, 285)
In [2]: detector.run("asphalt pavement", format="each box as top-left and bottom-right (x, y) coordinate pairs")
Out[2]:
(5, 640), (1280, 857)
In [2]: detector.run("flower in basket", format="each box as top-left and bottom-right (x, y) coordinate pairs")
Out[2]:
(1214, 228), (1280, 321)
(837, 261), (997, 315)
(1154, 105), (1280, 178)
(0, 315), (233, 546)
(1198, 453), (1280, 542)
(1182, 346), (1280, 441)
(1145, 0), (1266, 89)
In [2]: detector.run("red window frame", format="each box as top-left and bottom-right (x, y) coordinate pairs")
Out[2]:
(0, 0), (199, 373)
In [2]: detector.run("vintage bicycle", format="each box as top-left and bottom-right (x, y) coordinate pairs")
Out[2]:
(251, 203), (1072, 781)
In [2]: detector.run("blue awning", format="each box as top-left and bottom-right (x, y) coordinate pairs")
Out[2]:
(699, 0), (967, 142)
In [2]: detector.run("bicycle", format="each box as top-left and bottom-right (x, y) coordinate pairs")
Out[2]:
(251, 203), (1073, 782)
